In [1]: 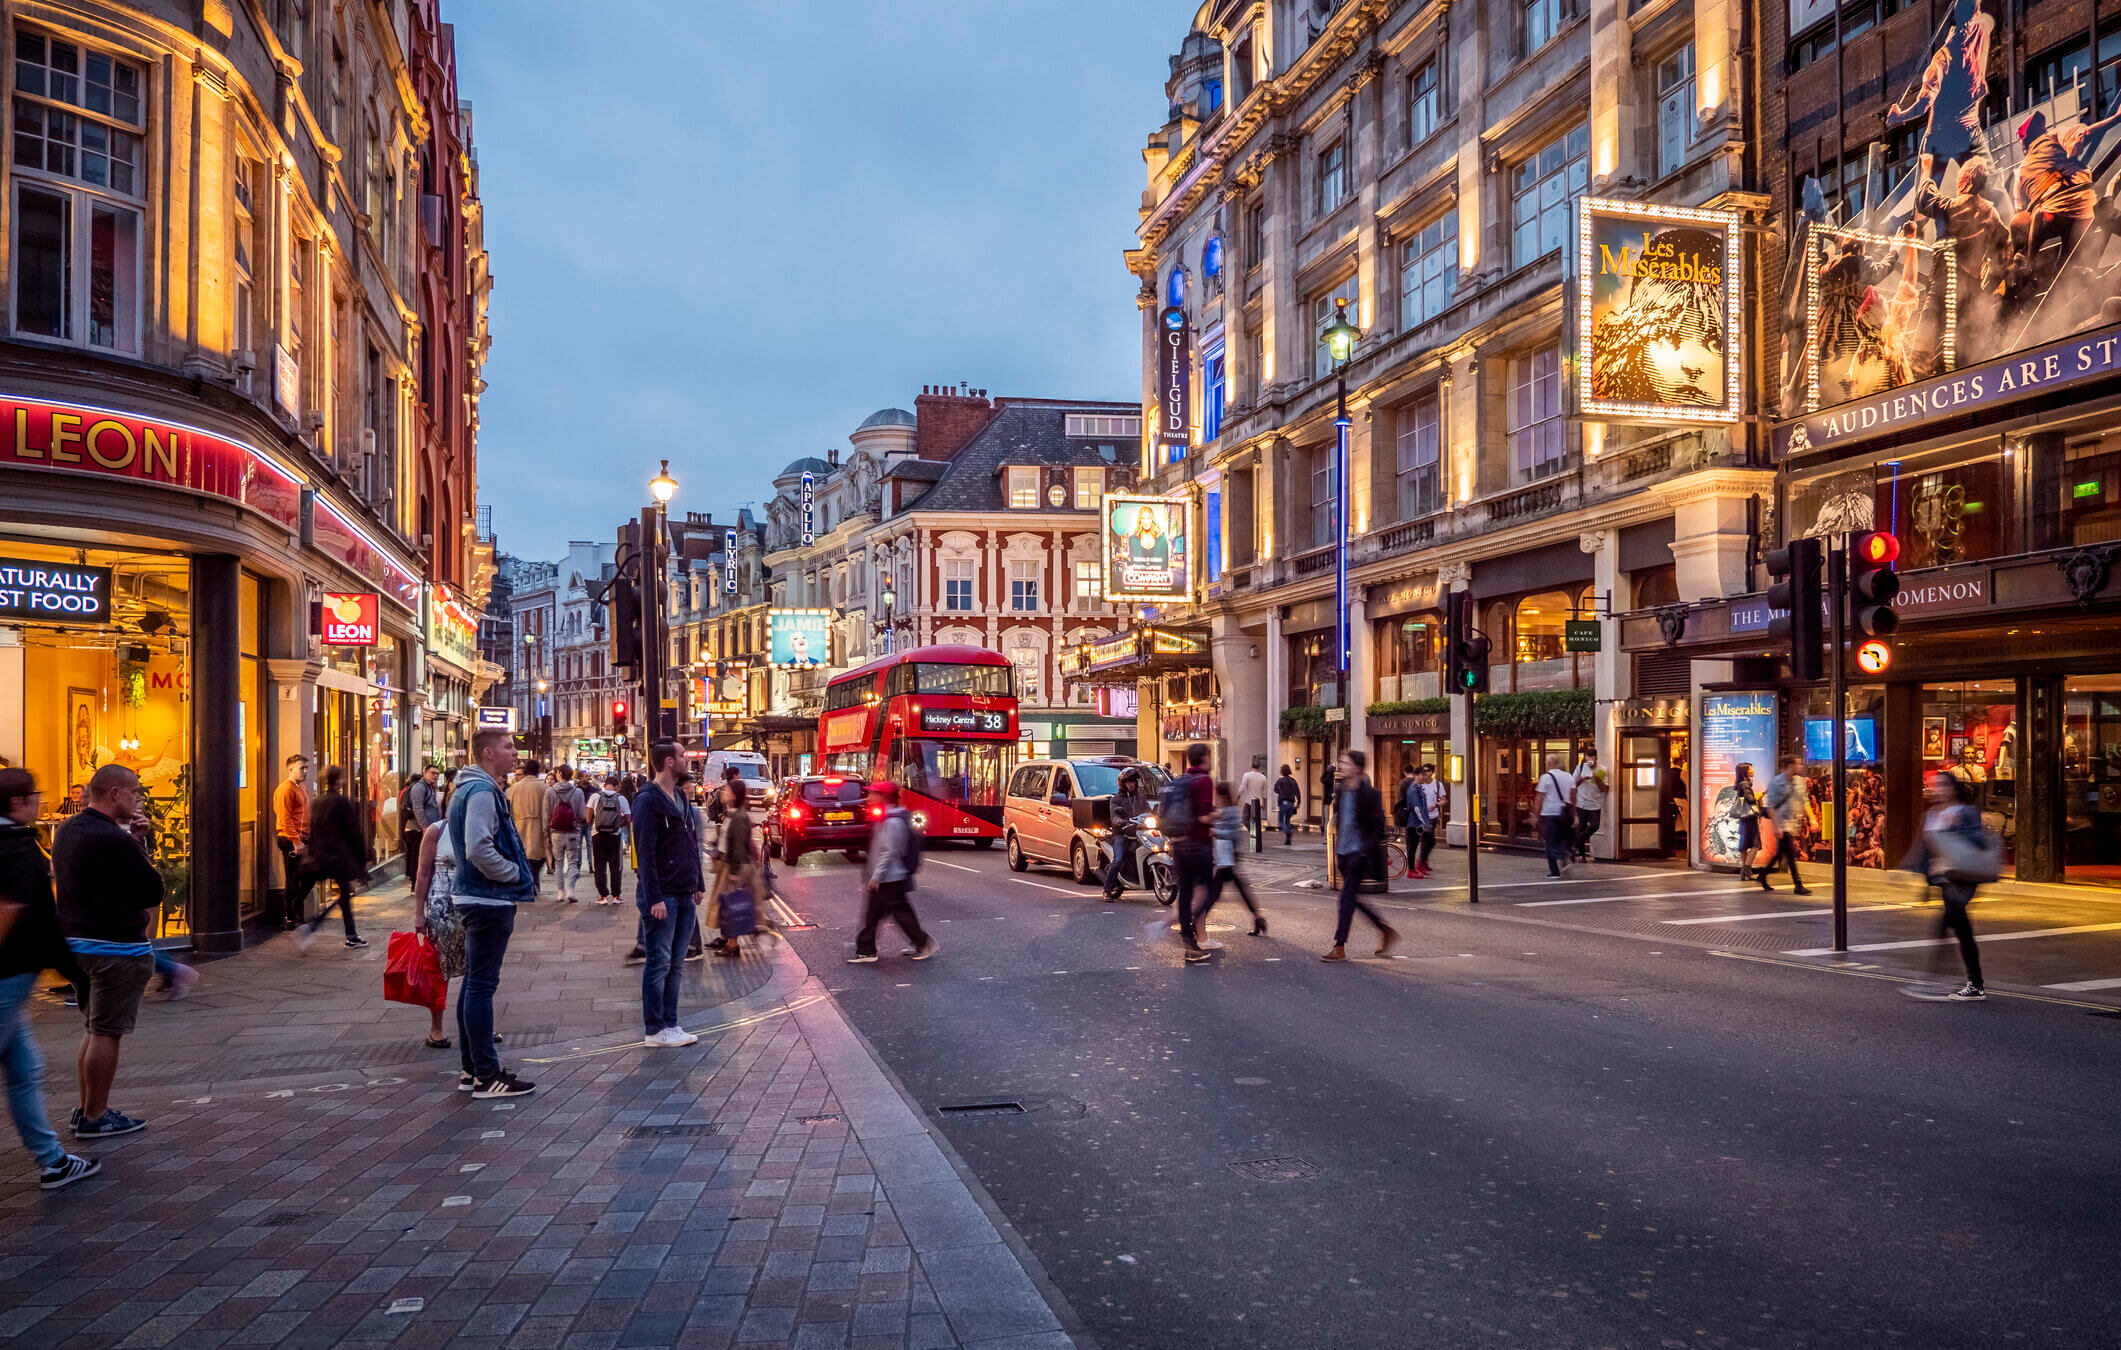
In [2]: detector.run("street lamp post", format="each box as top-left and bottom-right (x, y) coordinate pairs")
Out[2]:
(533, 677), (550, 763)
(871, 582), (898, 654)
(1320, 296), (1364, 889)
(642, 460), (679, 743)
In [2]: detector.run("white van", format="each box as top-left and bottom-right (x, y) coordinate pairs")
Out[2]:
(700, 750), (776, 806)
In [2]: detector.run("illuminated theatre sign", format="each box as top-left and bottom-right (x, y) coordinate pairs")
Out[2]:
(1575, 198), (1742, 423)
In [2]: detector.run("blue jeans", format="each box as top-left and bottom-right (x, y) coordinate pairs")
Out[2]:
(1540, 814), (1569, 876)
(638, 898), (696, 1034)
(0, 972), (65, 1169)
(455, 904), (516, 1081)
(1277, 802), (1296, 842)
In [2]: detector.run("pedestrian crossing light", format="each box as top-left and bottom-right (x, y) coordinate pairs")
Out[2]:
(1443, 590), (1490, 695)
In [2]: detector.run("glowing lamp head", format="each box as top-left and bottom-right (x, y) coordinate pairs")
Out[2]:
(1322, 297), (1361, 366)
(1856, 531), (1899, 566)
(611, 700), (627, 719)
(881, 584), (897, 609)
(1856, 640), (1893, 675)
(649, 459), (679, 505)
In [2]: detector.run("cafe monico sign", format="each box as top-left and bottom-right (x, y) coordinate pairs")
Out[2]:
(1575, 198), (1742, 424)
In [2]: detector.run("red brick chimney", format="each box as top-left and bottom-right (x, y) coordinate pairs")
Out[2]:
(914, 383), (996, 462)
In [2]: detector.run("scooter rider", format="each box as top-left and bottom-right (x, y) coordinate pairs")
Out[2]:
(1102, 768), (1149, 901)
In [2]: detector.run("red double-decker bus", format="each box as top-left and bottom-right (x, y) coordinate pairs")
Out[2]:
(819, 645), (1017, 842)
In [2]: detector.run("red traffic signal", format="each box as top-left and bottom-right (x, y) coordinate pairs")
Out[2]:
(611, 699), (629, 732)
(1854, 531), (1900, 566)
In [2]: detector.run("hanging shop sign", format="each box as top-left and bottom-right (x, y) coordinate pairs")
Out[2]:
(3, 392), (303, 531)
(1105, 493), (1193, 603)
(767, 608), (831, 669)
(1575, 197), (1741, 423)
(1157, 306), (1191, 452)
(428, 584), (479, 674)
(1563, 619), (1602, 653)
(0, 558), (113, 623)
(317, 592), (380, 646)
(1699, 691), (1778, 868)
(724, 528), (738, 594)
(475, 705), (518, 732)
(801, 472), (816, 546)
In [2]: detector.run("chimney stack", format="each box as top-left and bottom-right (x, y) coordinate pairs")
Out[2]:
(914, 380), (996, 462)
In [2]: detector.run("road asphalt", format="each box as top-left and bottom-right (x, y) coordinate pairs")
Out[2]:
(771, 841), (2121, 1349)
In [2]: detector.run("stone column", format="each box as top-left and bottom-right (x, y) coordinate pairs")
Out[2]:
(1583, 530), (1628, 860)
(1213, 617), (1267, 780)
(1265, 606), (1287, 776)
(1347, 587), (1370, 754)
(1588, 0), (1636, 190)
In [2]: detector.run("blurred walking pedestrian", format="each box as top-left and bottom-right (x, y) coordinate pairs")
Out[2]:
(0, 768), (100, 1188)
(297, 766), (369, 948)
(1759, 755), (1812, 895)
(1322, 750), (1397, 962)
(634, 742), (703, 1046)
(53, 764), (162, 1138)
(1162, 743), (1217, 963)
(544, 765), (586, 902)
(1204, 782), (1265, 936)
(1900, 770), (2000, 1002)
(848, 781), (934, 963)
(450, 728), (538, 1098)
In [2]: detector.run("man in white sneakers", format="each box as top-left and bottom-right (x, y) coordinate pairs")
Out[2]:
(587, 775), (630, 904)
(634, 742), (703, 1047)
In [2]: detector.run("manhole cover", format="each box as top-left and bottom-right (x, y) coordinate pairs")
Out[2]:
(939, 1101), (1025, 1117)
(259, 1211), (312, 1227)
(623, 1123), (720, 1139)
(1227, 1157), (1319, 1183)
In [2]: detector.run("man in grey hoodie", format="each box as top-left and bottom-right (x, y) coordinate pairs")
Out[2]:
(847, 782), (935, 964)
(448, 729), (539, 1098)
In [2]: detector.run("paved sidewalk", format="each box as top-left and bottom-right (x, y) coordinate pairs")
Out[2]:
(0, 882), (1081, 1348)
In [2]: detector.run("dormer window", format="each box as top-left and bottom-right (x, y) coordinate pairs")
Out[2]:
(1007, 467), (1039, 509)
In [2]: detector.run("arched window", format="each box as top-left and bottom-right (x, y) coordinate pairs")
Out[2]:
(1515, 591), (1573, 663)
(1166, 267), (1188, 309)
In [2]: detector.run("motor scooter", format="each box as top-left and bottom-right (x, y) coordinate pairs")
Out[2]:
(1097, 816), (1177, 905)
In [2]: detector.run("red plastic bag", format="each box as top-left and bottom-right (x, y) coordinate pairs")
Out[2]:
(384, 931), (447, 1013)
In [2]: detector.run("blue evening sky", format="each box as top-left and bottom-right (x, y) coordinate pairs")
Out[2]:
(452, 1), (1180, 562)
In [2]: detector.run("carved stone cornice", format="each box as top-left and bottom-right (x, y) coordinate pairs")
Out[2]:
(1655, 467), (1778, 512)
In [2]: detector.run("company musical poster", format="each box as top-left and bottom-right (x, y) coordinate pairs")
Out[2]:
(1104, 494), (1191, 603)
(1577, 198), (1742, 423)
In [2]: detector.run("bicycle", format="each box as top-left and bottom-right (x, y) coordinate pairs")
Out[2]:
(1382, 838), (1411, 880)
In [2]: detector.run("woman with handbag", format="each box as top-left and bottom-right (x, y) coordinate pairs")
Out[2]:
(716, 781), (760, 959)
(411, 782), (467, 1049)
(1732, 763), (1762, 883)
(1900, 770), (1998, 1002)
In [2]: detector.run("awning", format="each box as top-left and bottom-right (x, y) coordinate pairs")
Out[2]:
(1059, 625), (1210, 687)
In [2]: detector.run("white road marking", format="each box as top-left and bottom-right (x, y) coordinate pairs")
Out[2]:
(1517, 886), (1757, 908)
(1661, 903), (1909, 926)
(1011, 879), (1081, 895)
(1786, 921), (2121, 956)
(2044, 976), (2121, 991)
(930, 860), (982, 872)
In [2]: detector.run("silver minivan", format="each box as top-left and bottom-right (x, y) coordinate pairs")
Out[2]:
(1003, 757), (1169, 884)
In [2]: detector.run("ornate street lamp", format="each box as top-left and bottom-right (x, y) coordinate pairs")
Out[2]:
(1320, 296), (1363, 679)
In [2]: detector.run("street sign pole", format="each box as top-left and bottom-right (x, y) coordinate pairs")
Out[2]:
(1466, 692), (1479, 904)
(1829, 537), (1849, 952)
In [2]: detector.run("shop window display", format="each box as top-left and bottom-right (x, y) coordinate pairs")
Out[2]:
(1792, 686), (1888, 870)
(1922, 681), (2018, 870)
(2063, 675), (2121, 884)
(0, 541), (193, 936)
(1786, 450), (2018, 567)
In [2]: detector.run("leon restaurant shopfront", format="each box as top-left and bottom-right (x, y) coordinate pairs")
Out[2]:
(1627, 319), (2121, 887)
(2, 389), (423, 951)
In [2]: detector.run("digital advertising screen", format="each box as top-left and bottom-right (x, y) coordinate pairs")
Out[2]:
(1804, 716), (1879, 766)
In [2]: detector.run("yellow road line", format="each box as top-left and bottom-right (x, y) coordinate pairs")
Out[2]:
(1708, 949), (2121, 1012)
(523, 993), (829, 1064)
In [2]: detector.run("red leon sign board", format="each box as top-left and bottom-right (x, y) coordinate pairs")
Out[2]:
(319, 592), (380, 646)
(2, 393), (303, 532)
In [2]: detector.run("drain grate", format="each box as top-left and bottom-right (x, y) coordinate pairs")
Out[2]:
(623, 1123), (721, 1139)
(939, 1101), (1025, 1118)
(1227, 1156), (1319, 1183)
(258, 1211), (313, 1227)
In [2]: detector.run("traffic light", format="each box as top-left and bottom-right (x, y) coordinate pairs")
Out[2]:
(1847, 530), (1901, 639)
(611, 574), (642, 678)
(1444, 590), (1490, 695)
(611, 699), (629, 736)
(1766, 536), (1825, 681)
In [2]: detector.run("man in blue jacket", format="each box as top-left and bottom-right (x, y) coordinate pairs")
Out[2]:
(448, 728), (538, 1098)
(635, 741), (704, 1047)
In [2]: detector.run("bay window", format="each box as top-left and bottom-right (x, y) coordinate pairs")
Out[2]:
(10, 32), (145, 353)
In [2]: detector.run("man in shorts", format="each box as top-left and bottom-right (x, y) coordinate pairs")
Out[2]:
(53, 764), (164, 1138)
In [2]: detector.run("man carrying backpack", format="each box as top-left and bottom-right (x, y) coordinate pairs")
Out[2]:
(848, 781), (935, 964)
(1163, 743), (1217, 963)
(587, 775), (630, 905)
(544, 766), (587, 903)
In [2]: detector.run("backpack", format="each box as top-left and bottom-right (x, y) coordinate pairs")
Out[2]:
(895, 808), (926, 878)
(397, 783), (415, 826)
(549, 791), (579, 833)
(1157, 772), (1202, 844)
(591, 791), (623, 834)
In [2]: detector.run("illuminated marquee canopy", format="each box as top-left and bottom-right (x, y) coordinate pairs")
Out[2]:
(1574, 197), (1742, 424)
